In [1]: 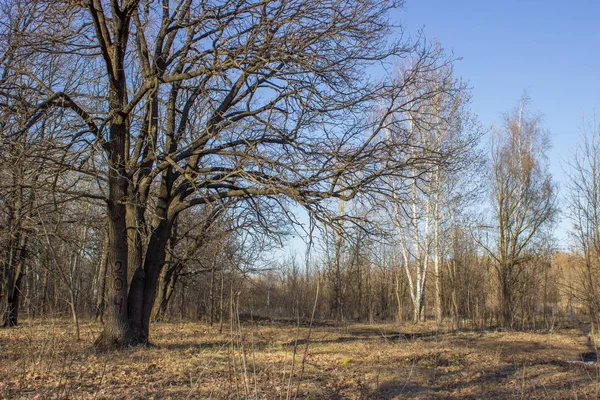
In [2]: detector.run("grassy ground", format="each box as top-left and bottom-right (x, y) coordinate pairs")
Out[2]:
(0, 318), (598, 399)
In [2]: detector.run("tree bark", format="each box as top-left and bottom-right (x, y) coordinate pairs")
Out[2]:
(500, 267), (513, 328)
(1, 270), (23, 327)
(1, 231), (26, 328)
(95, 232), (109, 322)
(151, 260), (178, 322)
(95, 118), (133, 347)
(135, 217), (172, 343)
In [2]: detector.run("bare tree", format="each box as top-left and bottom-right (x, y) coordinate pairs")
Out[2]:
(566, 115), (600, 323)
(13, 0), (462, 347)
(425, 75), (483, 326)
(0, 0), (60, 326)
(483, 97), (557, 328)
(386, 60), (482, 324)
(151, 204), (228, 321)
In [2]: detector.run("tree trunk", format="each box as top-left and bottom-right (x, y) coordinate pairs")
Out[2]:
(151, 218), (180, 322)
(209, 260), (216, 325)
(95, 119), (134, 348)
(449, 259), (460, 330)
(1, 272), (23, 327)
(1, 233), (26, 328)
(500, 267), (513, 328)
(131, 217), (172, 344)
(70, 290), (80, 341)
(151, 262), (178, 322)
(219, 266), (225, 334)
(419, 278), (427, 323)
(334, 227), (344, 322)
(151, 266), (168, 322)
(433, 179), (442, 326)
(95, 232), (109, 322)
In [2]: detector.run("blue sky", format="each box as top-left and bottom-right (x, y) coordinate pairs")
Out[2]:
(394, 0), (600, 247)
(276, 1), (599, 260)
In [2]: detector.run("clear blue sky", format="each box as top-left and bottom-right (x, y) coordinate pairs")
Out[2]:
(394, 0), (600, 247)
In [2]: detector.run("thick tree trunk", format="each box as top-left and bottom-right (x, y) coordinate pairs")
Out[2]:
(95, 199), (130, 346)
(120, 184), (172, 346)
(91, 5), (141, 348)
(126, 201), (144, 286)
(98, 165), (175, 347)
(126, 181), (150, 298)
(136, 219), (171, 341)
(151, 219), (179, 322)
(123, 196), (148, 343)
(95, 119), (134, 348)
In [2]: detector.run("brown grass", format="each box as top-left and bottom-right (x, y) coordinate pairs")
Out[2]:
(0, 318), (598, 399)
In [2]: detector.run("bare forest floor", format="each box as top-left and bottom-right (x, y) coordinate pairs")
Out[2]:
(0, 318), (599, 399)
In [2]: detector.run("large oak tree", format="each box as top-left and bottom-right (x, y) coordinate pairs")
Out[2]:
(11, 0), (457, 346)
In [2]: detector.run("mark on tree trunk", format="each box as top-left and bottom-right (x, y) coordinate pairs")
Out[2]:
(113, 260), (124, 314)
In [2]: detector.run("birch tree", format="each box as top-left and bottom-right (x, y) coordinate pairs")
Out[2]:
(387, 61), (482, 324)
(428, 81), (483, 326)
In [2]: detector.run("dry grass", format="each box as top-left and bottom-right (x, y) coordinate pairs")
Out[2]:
(0, 318), (599, 399)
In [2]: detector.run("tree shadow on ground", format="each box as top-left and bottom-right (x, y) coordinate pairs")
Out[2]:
(158, 340), (230, 351)
(369, 359), (596, 399)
